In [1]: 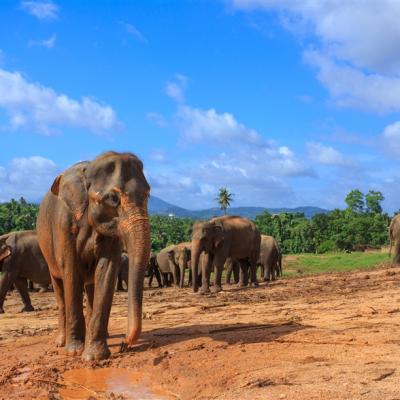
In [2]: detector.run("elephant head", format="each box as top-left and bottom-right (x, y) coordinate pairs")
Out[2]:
(191, 220), (224, 292)
(50, 151), (151, 345)
(0, 235), (12, 267)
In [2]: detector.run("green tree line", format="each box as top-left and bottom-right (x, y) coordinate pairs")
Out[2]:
(0, 189), (393, 253)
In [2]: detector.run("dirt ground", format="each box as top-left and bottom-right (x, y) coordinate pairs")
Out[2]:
(1, 264), (400, 400)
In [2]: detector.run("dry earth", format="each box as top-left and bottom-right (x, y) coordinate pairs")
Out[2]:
(1, 264), (400, 399)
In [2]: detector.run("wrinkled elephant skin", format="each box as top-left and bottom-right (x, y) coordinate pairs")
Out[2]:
(36, 151), (151, 361)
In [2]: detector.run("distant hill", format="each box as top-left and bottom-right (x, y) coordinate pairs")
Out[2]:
(149, 196), (329, 219)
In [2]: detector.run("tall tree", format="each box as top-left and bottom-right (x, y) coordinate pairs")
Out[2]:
(345, 189), (364, 213)
(216, 187), (234, 215)
(365, 190), (384, 214)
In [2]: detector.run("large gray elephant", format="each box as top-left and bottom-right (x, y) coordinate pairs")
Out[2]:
(258, 235), (282, 281)
(0, 230), (51, 314)
(191, 216), (261, 294)
(389, 214), (400, 264)
(36, 151), (151, 361)
(156, 242), (191, 288)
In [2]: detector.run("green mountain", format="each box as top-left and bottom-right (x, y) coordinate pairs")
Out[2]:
(149, 196), (329, 219)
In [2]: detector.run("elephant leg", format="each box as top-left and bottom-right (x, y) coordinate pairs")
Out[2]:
(82, 244), (120, 361)
(51, 276), (66, 348)
(213, 252), (227, 292)
(225, 260), (233, 285)
(233, 262), (240, 284)
(84, 283), (94, 327)
(154, 267), (163, 288)
(0, 271), (12, 314)
(199, 254), (212, 294)
(179, 266), (186, 288)
(188, 269), (192, 286)
(116, 274), (124, 291)
(249, 262), (258, 287)
(238, 261), (249, 287)
(14, 277), (34, 312)
(63, 261), (85, 356)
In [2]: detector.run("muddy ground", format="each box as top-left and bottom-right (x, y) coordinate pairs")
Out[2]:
(1, 264), (400, 400)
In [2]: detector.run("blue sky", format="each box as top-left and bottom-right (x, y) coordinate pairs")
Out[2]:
(1, 0), (400, 212)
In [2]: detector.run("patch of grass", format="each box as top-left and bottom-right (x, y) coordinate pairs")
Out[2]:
(283, 251), (390, 278)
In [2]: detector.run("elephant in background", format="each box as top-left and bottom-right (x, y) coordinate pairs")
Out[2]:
(37, 151), (151, 361)
(0, 230), (51, 314)
(191, 216), (261, 294)
(117, 252), (162, 290)
(156, 242), (191, 288)
(258, 235), (282, 281)
(389, 214), (400, 264)
(146, 253), (163, 288)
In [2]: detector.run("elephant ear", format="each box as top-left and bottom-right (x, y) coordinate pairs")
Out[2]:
(0, 245), (11, 262)
(213, 221), (225, 249)
(167, 250), (175, 261)
(50, 162), (89, 222)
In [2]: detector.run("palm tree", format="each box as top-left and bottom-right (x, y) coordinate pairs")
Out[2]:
(216, 187), (234, 215)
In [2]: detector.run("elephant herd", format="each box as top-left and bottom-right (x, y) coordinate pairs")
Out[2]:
(1, 151), (400, 361)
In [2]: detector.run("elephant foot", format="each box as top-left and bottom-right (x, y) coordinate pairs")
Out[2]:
(82, 341), (110, 361)
(55, 332), (66, 347)
(238, 282), (248, 288)
(64, 339), (85, 356)
(251, 281), (259, 287)
(211, 285), (222, 293)
(20, 305), (34, 312)
(199, 286), (210, 295)
(0, 307), (4, 314)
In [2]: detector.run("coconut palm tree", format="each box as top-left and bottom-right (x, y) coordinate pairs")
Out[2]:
(216, 187), (234, 215)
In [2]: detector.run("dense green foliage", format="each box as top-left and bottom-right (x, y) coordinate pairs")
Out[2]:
(0, 189), (392, 254)
(255, 190), (390, 254)
(0, 198), (39, 235)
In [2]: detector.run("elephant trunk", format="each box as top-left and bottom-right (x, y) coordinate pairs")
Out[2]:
(119, 198), (150, 345)
(191, 240), (202, 292)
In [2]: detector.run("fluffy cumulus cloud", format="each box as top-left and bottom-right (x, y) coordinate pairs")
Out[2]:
(382, 121), (400, 158)
(0, 68), (120, 135)
(307, 142), (353, 167)
(0, 156), (59, 202)
(230, 0), (400, 114)
(20, 1), (59, 21)
(148, 80), (315, 208)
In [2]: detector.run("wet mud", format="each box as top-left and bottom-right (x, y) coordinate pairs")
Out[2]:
(1, 263), (400, 399)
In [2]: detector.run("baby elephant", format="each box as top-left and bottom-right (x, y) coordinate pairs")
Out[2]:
(258, 235), (282, 281)
(0, 230), (51, 313)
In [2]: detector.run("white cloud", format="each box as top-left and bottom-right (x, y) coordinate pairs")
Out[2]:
(305, 50), (400, 113)
(0, 156), (59, 202)
(382, 121), (400, 158)
(230, 0), (400, 114)
(165, 74), (187, 103)
(21, 1), (59, 21)
(176, 105), (261, 145)
(175, 104), (313, 177)
(307, 142), (352, 167)
(0, 68), (120, 135)
(28, 34), (56, 49)
(119, 21), (147, 43)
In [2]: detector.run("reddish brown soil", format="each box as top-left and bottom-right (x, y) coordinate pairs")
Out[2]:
(1, 265), (400, 399)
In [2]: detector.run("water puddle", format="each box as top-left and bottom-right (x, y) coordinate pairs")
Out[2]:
(60, 368), (175, 400)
